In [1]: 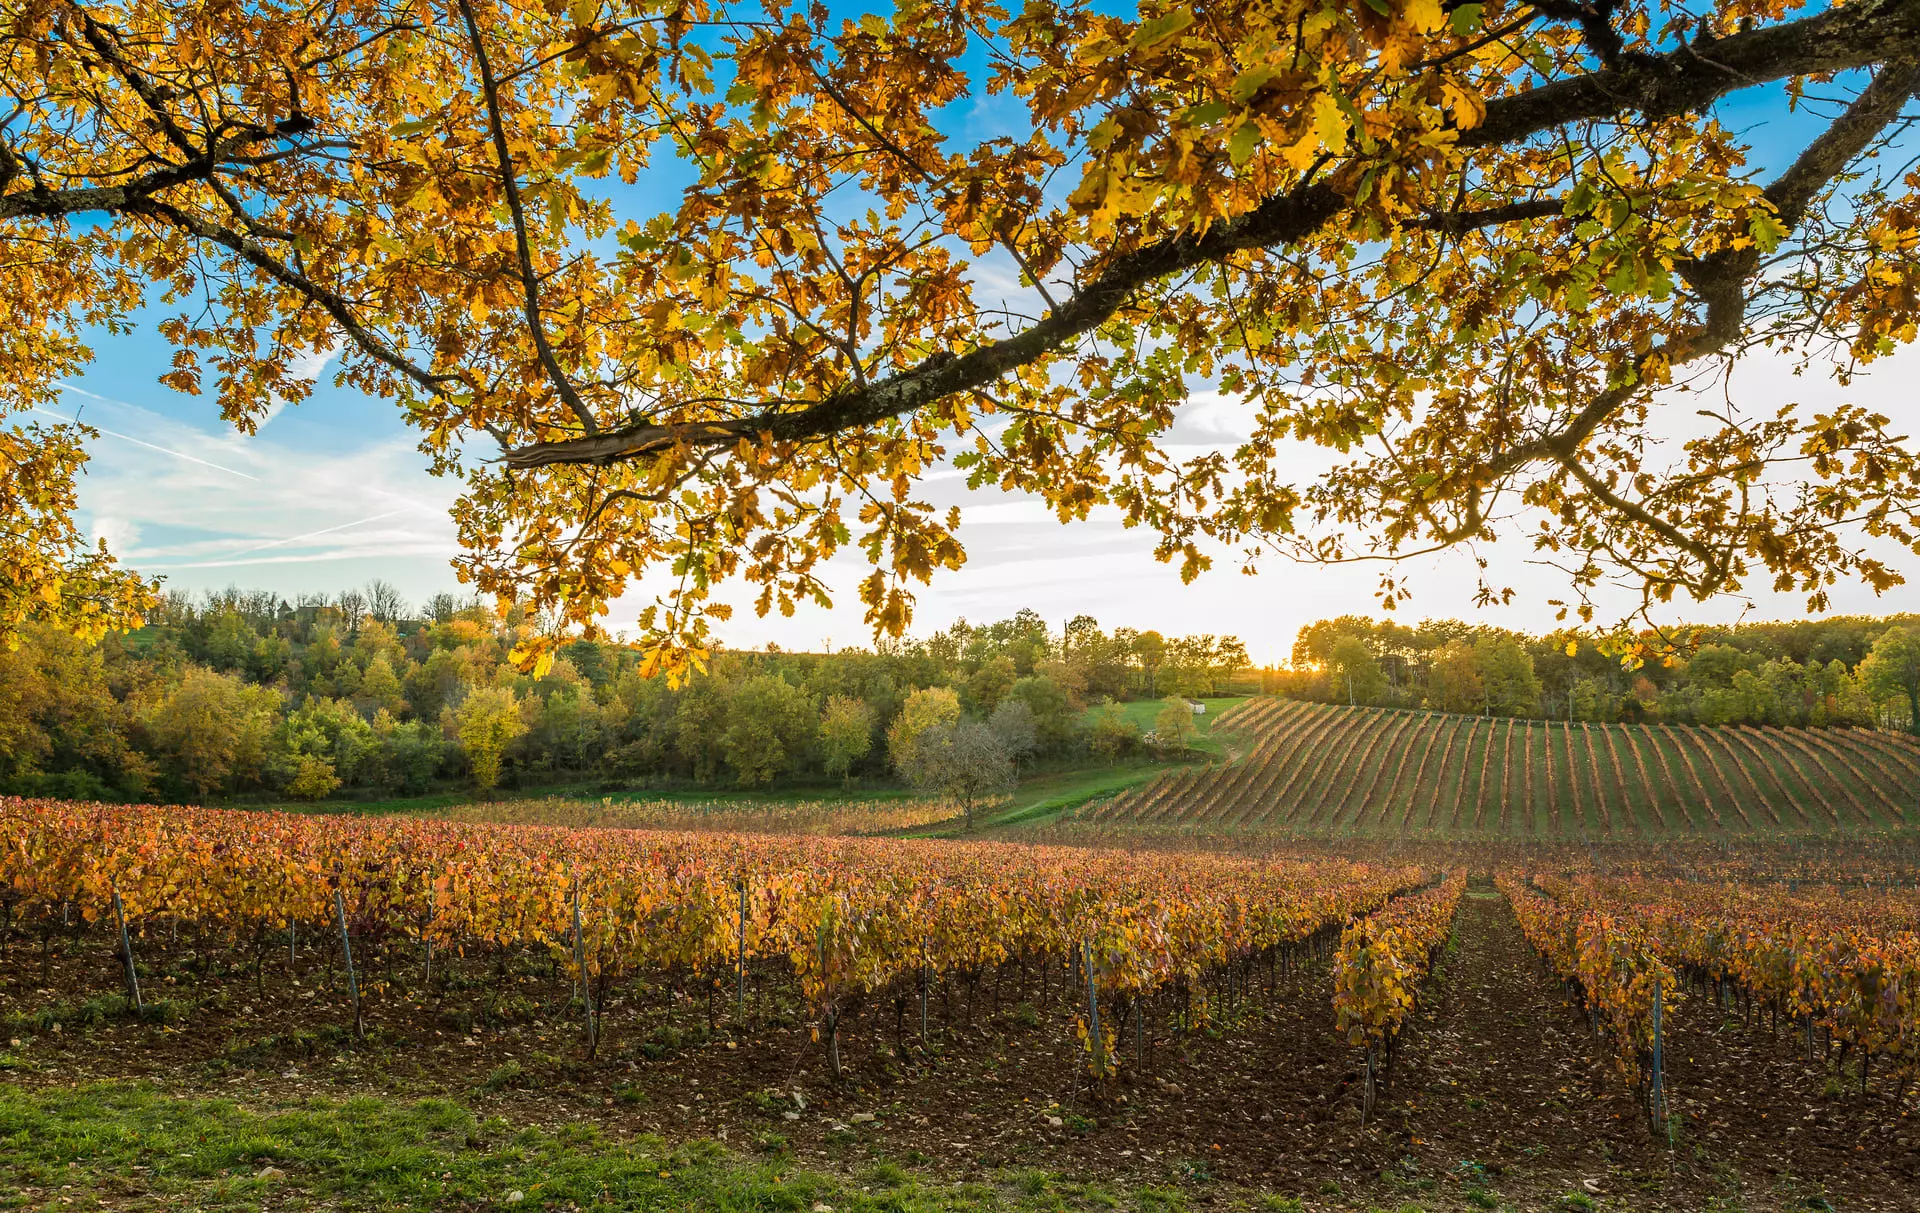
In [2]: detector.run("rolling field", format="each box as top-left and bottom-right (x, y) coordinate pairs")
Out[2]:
(1069, 698), (1920, 838)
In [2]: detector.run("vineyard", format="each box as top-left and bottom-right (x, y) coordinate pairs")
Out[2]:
(0, 798), (1428, 1080)
(430, 793), (970, 836)
(1067, 698), (1920, 838)
(5, 796), (1920, 1209)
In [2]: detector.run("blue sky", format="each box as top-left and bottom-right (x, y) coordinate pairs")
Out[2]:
(35, 61), (1920, 663)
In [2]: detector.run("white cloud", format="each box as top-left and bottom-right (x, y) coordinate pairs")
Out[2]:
(46, 382), (461, 606)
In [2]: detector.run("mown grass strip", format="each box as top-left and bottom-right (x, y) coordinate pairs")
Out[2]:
(0, 1081), (1153, 1213)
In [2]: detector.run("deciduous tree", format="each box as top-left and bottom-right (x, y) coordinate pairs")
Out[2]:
(896, 717), (1014, 830)
(1328, 635), (1386, 705)
(1476, 636), (1542, 716)
(719, 673), (815, 785)
(451, 684), (527, 791)
(1426, 640), (1486, 715)
(1152, 695), (1198, 751)
(818, 694), (875, 783)
(138, 668), (282, 797)
(16, 0), (1920, 665)
(988, 698), (1038, 766)
(887, 686), (963, 770)
(1861, 626), (1920, 733)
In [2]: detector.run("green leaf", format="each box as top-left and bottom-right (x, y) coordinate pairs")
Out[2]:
(1362, 0), (1391, 15)
(1748, 210), (1789, 253)
(1130, 8), (1194, 50)
(1448, 3), (1483, 35)
(859, 12), (888, 37)
(1228, 122), (1261, 166)
(1230, 65), (1282, 102)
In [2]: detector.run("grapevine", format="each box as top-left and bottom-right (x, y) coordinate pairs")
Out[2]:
(0, 797), (1426, 1081)
(1331, 872), (1465, 1113)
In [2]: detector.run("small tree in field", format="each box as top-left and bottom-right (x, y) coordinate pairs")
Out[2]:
(1153, 697), (1198, 752)
(898, 719), (1014, 832)
(1088, 704), (1143, 765)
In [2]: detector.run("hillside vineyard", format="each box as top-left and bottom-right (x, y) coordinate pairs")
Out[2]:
(1078, 699), (1920, 837)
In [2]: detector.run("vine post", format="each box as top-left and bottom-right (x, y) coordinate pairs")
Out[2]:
(572, 877), (596, 1053)
(423, 880), (435, 987)
(1083, 938), (1105, 1082)
(1650, 972), (1669, 1140)
(111, 885), (142, 1013)
(735, 880), (748, 1019)
(1362, 1046), (1376, 1126)
(333, 887), (363, 1039)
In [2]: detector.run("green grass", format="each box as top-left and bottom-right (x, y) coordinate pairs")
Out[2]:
(255, 781), (927, 819)
(0, 1081), (1185, 1213)
(901, 699), (1251, 837)
(1079, 696), (1248, 759)
(976, 763), (1178, 833)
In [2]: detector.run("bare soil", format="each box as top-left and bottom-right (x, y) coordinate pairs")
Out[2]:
(2, 884), (1915, 1211)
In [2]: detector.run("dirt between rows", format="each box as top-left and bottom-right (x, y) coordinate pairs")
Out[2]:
(1, 886), (1915, 1211)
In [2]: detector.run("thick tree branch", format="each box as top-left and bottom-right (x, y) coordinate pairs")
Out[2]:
(1414, 197), (1567, 235)
(501, 0), (1920, 471)
(1422, 56), (1920, 559)
(0, 121), (325, 221)
(1523, 54), (1920, 475)
(455, 0), (600, 437)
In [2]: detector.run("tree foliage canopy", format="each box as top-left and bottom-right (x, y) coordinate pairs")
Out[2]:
(8, 0), (1920, 666)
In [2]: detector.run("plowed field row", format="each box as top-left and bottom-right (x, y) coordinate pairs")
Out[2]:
(1078, 700), (1920, 838)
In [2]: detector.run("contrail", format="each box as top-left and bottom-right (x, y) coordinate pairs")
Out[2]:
(30, 396), (261, 482)
(219, 507), (414, 559)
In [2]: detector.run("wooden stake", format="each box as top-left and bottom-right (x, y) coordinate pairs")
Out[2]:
(735, 881), (748, 1019)
(1650, 973), (1668, 1138)
(111, 886), (142, 1012)
(572, 879), (596, 1052)
(334, 888), (364, 1039)
(1083, 939), (1104, 1081)
(423, 882), (436, 987)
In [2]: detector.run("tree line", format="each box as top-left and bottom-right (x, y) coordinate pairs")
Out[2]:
(1270, 615), (1920, 733)
(0, 584), (1249, 805)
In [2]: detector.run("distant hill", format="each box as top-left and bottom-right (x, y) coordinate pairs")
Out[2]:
(1066, 698), (1920, 838)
